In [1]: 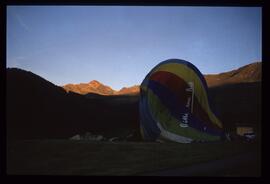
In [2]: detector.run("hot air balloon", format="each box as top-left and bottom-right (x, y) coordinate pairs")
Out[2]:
(139, 59), (224, 143)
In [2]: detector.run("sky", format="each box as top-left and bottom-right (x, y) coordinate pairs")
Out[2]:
(7, 6), (261, 90)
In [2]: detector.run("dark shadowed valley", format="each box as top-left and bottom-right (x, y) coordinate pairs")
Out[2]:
(6, 61), (262, 176)
(6, 62), (261, 140)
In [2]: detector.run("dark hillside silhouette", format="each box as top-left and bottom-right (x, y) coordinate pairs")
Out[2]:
(208, 82), (261, 131)
(7, 68), (140, 140)
(6, 61), (261, 140)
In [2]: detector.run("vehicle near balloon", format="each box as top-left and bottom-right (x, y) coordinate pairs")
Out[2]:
(139, 59), (225, 143)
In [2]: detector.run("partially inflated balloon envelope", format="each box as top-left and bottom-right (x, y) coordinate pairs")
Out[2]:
(139, 59), (224, 143)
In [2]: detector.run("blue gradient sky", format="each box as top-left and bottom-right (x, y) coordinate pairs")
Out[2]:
(7, 6), (261, 90)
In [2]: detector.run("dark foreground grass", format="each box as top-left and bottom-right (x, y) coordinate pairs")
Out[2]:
(7, 140), (260, 176)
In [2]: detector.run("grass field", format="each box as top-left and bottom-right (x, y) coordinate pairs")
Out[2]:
(7, 140), (261, 176)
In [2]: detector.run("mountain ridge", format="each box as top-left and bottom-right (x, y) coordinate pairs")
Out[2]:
(62, 61), (261, 95)
(6, 61), (261, 139)
(63, 80), (115, 95)
(204, 61), (261, 87)
(62, 81), (140, 95)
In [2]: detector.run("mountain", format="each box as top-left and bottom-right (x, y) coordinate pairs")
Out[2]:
(63, 80), (115, 95)
(63, 81), (140, 95)
(62, 62), (261, 95)
(6, 61), (261, 140)
(204, 62), (262, 87)
(204, 62), (261, 131)
(115, 85), (140, 95)
(6, 68), (140, 140)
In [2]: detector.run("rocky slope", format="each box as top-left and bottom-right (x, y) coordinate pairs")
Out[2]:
(204, 62), (261, 87)
(63, 80), (115, 95)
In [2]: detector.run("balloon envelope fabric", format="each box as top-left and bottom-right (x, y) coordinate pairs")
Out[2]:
(139, 59), (224, 143)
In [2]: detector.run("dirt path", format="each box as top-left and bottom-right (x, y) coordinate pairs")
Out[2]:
(138, 152), (260, 176)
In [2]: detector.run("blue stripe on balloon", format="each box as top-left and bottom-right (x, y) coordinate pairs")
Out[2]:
(148, 80), (223, 136)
